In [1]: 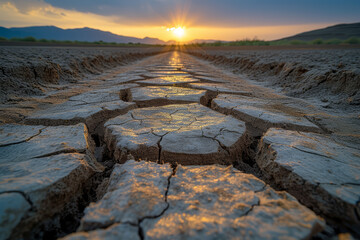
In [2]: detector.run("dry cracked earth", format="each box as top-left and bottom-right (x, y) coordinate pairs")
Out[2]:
(0, 50), (359, 240)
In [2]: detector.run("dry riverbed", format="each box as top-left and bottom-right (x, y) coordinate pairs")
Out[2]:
(0, 46), (359, 239)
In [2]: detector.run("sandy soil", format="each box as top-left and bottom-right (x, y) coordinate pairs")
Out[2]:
(184, 46), (360, 107)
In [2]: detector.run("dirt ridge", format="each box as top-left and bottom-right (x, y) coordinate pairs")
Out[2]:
(183, 47), (360, 106)
(0, 47), (166, 103)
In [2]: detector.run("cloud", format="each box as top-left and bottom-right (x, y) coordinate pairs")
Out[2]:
(0, 0), (116, 28)
(0, 0), (359, 41)
(42, 0), (360, 27)
(0, 0), (178, 40)
(0, 0), (43, 13)
(2, 0), (360, 28)
(0, 0), (67, 18)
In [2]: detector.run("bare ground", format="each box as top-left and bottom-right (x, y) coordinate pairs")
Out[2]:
(183, 45), (360, 107)
(0, 46), (165, 103)
(1, 46), (359, 239)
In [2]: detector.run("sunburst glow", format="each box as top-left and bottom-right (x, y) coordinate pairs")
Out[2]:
(167, 27), (185, 38)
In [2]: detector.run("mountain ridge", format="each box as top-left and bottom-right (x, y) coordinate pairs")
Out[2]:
(279, 22), (360, 41)
(1, 23), (360, 44)
(0, 26), (166, 44)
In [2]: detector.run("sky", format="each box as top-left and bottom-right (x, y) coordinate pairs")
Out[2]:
(0, 0), (359, 41)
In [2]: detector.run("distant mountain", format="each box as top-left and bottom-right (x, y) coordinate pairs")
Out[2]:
(0, 26), (166, 44)
(279, 22), (360, 41)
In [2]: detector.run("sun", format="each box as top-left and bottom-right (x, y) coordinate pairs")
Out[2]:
(167, 27), (186, 39)
(173, 27), (185, 38)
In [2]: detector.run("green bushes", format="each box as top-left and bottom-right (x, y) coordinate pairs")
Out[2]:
(324, 39), (342, 44)
(344, 37), (360, 44)
(270, 37), (360, 46)
(10, 36), (37, 42)
(311, 39), (324, 44)
(229, 39), (269, 46)
(38, 38), (49, 42)
(186, 36), (360, 47)
(188, 38), (270, 47)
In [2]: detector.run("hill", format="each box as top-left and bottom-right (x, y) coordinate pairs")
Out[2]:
(0, 26), (166, 44)
(280, 22), (360, 41)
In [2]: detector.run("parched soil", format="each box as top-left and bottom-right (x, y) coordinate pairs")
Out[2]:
(0, 46), (166, 103)
(183, 46), (360, 106)
(0, 46), (359, 240)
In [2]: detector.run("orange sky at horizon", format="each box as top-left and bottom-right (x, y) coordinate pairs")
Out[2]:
(0, 1), (336, 42)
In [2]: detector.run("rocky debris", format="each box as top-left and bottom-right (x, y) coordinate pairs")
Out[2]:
(61, 223), (140, 240)
(128, 86), (206, 107)
(256, 128), (360, 234)
(26, 85), (137, 132)
(104, 103), (248, 165)
(137, 76), (199, 86)
(0, 123), (103, 239)
(212, 94), (321, 133)
(78, 160), (172, 231)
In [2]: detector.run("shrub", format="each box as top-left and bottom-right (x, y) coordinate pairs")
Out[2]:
(10, 36), (37, 42)
(269, 40), (288, 45)
(22, 36), (37, 42)
(344, 37), (360, 44)
(324, 39), (342, 44)
(311, 39), (324, 45)
(289, 40), (307, 45)
(38, 38), (49, 42)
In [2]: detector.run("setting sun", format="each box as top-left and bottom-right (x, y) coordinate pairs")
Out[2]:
(167, 27), (185, 39)
(174, 27), (185, 38)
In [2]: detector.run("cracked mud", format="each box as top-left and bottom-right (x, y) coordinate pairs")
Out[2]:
(104, 103), (247, 165)
(0, 123), (103, 239)
(64, 161), (324, 240)
(256, 128), (360, 235)
(1, 50), (359, 239)
(127, 86), (206, 107)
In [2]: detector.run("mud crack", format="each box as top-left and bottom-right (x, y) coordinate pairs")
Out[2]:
(0, 190), (36, 211)
(137, 165), (177, 240)
(0, 127), (46, 147)
(200, 127), (231, 155)
(32, 148), (83, 159)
